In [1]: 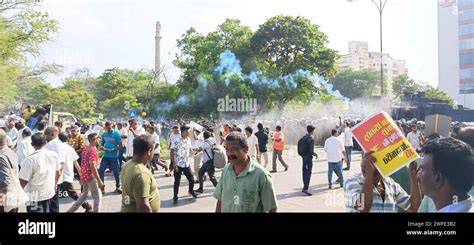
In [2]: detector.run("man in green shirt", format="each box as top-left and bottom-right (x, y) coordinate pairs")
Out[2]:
(121, 135), (160, 212)
(214, 132), (278, 213)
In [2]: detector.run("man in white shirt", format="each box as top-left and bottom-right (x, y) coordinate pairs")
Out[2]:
(170, 125), (197, 205)
(16, 128), (34, 164)
(407, 124), (424, 152)
(145, 126), (167, 174)
(58, 132), (92, 212)
(191, 128), (204, 180)
(165, 125), (180, 177)
(6, 120), (18, 145)
(417, 138), (473, 212)
(193, 131), (218, 193)
(44, 126), (67, 213)
(126, 119), (145, 160)
(16, 119), (29, 149)
(342, 122), (353, 171)
(19, 133), (61, 213)
(116, 122), (128, 168)
(244, 127), (260, 161)
(324, 129), (346, 189)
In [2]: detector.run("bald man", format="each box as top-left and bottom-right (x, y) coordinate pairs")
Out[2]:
(0, 129), (20, 213)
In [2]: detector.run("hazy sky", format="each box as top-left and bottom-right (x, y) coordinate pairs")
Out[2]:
(36, 0), (438, 87)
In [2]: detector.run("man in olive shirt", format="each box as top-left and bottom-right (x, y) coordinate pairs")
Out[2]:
(214, 132), (277, 213)
(121, 135), (160, 212)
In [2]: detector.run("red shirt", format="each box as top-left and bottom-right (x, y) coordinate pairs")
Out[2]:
(81, 146), (99, 182)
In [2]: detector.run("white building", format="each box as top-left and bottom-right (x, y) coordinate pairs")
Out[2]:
(438, 0), (474, 109)
(338, 41), (408, 96)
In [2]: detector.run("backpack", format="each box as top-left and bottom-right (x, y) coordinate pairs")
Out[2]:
(203, 140), (228, 169)
(297, 135), (310, 157)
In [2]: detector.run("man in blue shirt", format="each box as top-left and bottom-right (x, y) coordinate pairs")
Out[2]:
(254, 123), (269, 168)
(99, 121), (123, 194)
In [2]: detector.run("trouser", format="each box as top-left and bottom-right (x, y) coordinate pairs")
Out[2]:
(272, 150), (288, 171)
(328, 161), (344, 188)
(50, 185), (60, 213)
(302, 156), (313, 191)
(150, 153), (167, 170)
(173, 166), (194, 199)
(99, 157), (120, 189)
(344, 146), (353, 169)
(257, 151), (269, 167)
(27, 198), (52, 213)
(118, 147), (126, 171)
(74, 156), (82, 180)
(198, 160), (218, 190)
(68, 179), (102, 213)
(193, 152), (202, 179)
(61, 182), (92, 210)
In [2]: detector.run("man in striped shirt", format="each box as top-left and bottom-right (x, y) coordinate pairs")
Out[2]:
(344, 151), (421, 212)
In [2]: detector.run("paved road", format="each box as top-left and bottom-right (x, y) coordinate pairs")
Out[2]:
(59, 146), (362, 212)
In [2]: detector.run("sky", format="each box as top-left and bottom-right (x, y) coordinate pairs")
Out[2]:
(35, 0), (439, 87)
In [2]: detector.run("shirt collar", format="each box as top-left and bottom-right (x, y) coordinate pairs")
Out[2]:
(232, 156), (256, 178)
(438, 195), (473, 213)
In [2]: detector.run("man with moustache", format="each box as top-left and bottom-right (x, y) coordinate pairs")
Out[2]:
(214, 132), (277, 213)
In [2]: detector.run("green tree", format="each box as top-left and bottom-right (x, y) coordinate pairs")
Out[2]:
(251, 15), (338, 78)
(0, 3), (59, 113)
(392, 74), (420, 99)
(94, 68), (131, 102)
(250, 15), (339, 107)
(174, 19), (253, 94)
(423, 85), (455, 105)
(329, 69), (387, 100)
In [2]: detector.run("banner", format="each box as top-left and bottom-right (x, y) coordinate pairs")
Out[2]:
(351, 111), (420, 177)
(424, 114), (451, 138)
(190, 121), (204, 132)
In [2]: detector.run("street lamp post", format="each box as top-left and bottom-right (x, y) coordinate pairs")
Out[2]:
(372, 0), (387, 97)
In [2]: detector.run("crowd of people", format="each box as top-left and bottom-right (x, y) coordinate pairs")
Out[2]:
(0, 107), (472, 213)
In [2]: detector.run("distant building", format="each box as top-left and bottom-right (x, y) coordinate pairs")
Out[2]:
(338, 41), (408, 96)
(438, 0), (474, 109)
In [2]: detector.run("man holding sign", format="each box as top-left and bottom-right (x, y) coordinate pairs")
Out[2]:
(346, 111), (422, 212)
(344, 151), (421, 212)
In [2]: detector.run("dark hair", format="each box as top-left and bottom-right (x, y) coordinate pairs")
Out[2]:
(422, 138), (473, 193)
(458, 127), (474, 148)
(104, 121), (111, 127)
(133, 135), (154, 155)
(22, 128), (32, 138)
(58, 132), (69, 143)
(87, 133), (97, 143)
(146, 125), (155, 132)
(55, 121), (63, 127)
(37, 121), (47, 131)
(31, 133), (47, 147)
(245, 126), (253, 134)
(276, 126), (281, 131)
(225, 132), (248, 149)
(203, 131), (211, 139)
(331, 129), (338, 136)
(257, 123), (263, 130)
(307, 125), (315, 134)
(180, 125), (190, 132)
(235, 128), (242, 132)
